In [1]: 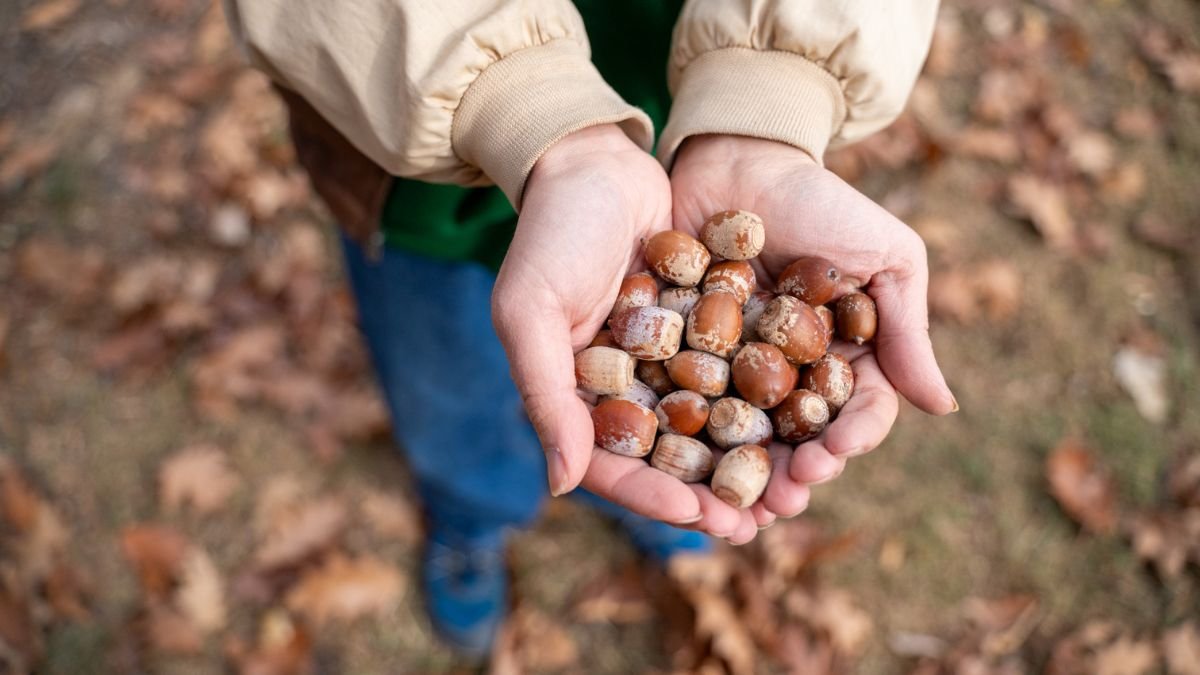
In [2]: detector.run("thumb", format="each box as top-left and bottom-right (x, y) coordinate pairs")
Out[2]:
(492, 289), (595, 496)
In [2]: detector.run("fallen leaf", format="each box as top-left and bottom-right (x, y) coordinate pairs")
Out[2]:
(0, 584), (39, 672)
(20, 0), (80, 31)
(693, 587), (756, 675)
(0, 459), (43, 533)
(254, 497), (348, 571)
(954, 127), (1021, 163)
(159, 444), (241, 516)
(1162, 622), (1200, 675)
(1094, 634), (1158, 675)
(1008, 175), (1078, 252)
(143, 601), (204, 654)
(225, 609), (314, 675)
(210, 203), (252, 247)
(1101, 163), (1147, 205)
(1112, 345), (1169, 423)
(191, 324), (287, 421)
(121, 525), (190, 597)
(1167, 452), (1200, 507)
(509, 606), (580, 672)
(284, 554), (403, 626)
(785, 588), (873, 655)
(1067, 130), (1115, 177)
(1114, 107), (1160, 140)
(1127, 509), (1199, 579)
(975, 68), (1040, 123)
(14, 237), (107, 305)
(1162, 53), (1200, 94)
(964, 594), (1040, 656)
(0, 138), (58, 189)
(359, 491), (421, 545)
(975, 260), (1023, 321)
(1046, 437), (1118, 534)
(176, 548), (227, 633)
(573, 564), (654, 624)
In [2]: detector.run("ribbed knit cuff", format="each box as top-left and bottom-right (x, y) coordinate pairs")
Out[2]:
(657, 48), (846, 170)
(452, 39), (654, 209)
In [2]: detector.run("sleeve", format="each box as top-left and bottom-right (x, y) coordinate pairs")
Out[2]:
(657, 0), (939, 168)
(222, 0), (653, 207)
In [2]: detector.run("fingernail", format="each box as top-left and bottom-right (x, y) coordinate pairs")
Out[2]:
(674, 512), (704, 524)
(840, 446), (869, 458)
(757, 522), (775, 531)
(950, 396), (960, 413)
(546, 447), (570, 497)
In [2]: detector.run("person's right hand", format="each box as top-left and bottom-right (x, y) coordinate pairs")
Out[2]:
(492, 125), (723, 530)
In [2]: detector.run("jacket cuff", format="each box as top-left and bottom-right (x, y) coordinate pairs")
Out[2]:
(657, 48), (846, 170)
(452, 39), (653, 209)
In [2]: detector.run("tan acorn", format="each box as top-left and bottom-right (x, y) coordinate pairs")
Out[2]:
(654, 390), (710, 436)
(814, 305), (835, 341)
(740, 291), (774, 343)
(651, 434), (715, 483)
(757, 295), (830, 366)
(686, 291), (743, 358)
(575, 346), (635, 396)
(801, 353), (855, 413)
(699, 210), (766, 260)
(609, 272), (659, 323)
(711, 444), (771, 508)
(706, 397), (773, 449)
(644, 231), (711, 287)
(636, 359), (675, 397)
(591, 399), (658, 457)
(600, 379), (660, 411)
(702, 261), (755, 305)
(610, 306), (684, 361)
(664, 350), (730, 398)
(771, 389), (830, 443)
(658, 286), (701, 320)
(777, 256), (840, 306)
(589, 329), (619, 349)
(731, 343), (798, 409)
(836, 292), (878, 345)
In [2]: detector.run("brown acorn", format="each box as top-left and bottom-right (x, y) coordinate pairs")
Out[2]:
(756, 295), (830, 365)
(591, 399), (658, 457)
(702, 261), (755, 305)
(706, 397), (773, 449)
(814, 305), (835, 341)
(658, 286), (701, 320)
(711, 444), (771, 508)
(699, 210), (766, 260)
(776, 256), (840, 306)
(600, 379), (660, 411)
(644, 231), (711, 287)
(664, 350), (730, 398)
(741, 291), (774, 343)
(771, 389), (830, 443)
(651, 434), (715, 483)
(686, 291), (743, 358)
(731, 343), (799, 409)
(801, 353), (855, 413)
(609, 272), (659, 323)
(836, 292), (877, 345)
(589, 329), (619, 349)
(655, 390), (710, 436)
(575, 347), (635, 396)
(636, 359), (675, 397)
(610, 306), (684, 361)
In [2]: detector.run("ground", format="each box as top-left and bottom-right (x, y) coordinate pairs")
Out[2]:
(1, 1), (1199, 674)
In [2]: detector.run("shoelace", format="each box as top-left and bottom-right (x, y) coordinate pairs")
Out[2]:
(425, 541), (505, 586)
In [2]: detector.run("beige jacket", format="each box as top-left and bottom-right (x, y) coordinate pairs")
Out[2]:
(224, 1), (938, 209)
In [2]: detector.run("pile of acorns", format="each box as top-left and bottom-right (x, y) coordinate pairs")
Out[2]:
(573, 211), (878, 510)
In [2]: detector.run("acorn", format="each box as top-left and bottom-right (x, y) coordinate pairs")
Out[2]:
(658, 286), (702, 321)
(706, 397), (773, 449)
(699, 210), (765, 260)
(609, 272), (659, 323)
(589, 329), (619, 349)
(801, 353), (855, 413)
(655, 390), (710, 436)
(600, 379), (660, 411)
(644, 231), (711, 287)
(664, 350), (730, 398)
(651, 434), (715, 483)
(741, 291), (774, 343)
(711, 444), (771, 508)
(731, 343), (798, 409)
(575, 347), (635, 396)
(636, 359), (675, 397)
(591, 399), (658, 457)
(610, 306), (684, 361)
(771, 389), (830, 443)
(777, 256), (840, 306)
(814, 305), (835, 341)
(686, 291), (743, 358)
(757, 295), (830, 365)
(702, 261), (755, 305)
(836, 292), (877, 345)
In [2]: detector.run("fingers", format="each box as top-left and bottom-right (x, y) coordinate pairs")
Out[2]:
(582, 448), (703, 524)
(789, 441), (846, 484)
(688, 486), (747, 537)
(762, 443), (814, 517)
(819, 351), (900, 458)
(492, 293), (595, 496)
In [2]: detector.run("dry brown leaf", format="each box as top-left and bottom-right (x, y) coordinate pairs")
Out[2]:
(1162, 622), (1200, 675)
(975, 69), (1039, 123)
(1046, 437), (1118, 534)
(1008, 175), (1078, 252)
(359, 491), (421, 544)
(284, 554), (403, 626)
(159, 444), (241, 516)
(1112, 345), (1169, 423)
(1127, 509), (1199, 579)
(1167, 452), (1200, 507)
(254, 497), (348, 571)
(20, 0), (80, 31)
(573, 564), (654, 625)
(1163, 53), (1200, 94)
(0, 459), (43, 533)
(964, 594), (1040, 656)
(785, 588), (873, 655)
(143, 601), (204, 654)
(693, 587), (756, 675)
(191, 324), (286, 420)
(14, 237), (107, 305)
(120, 525), (190, 597)
(123, 92), (193, 141)
(954, 127), (1021, 163)
(0, 585), (39, 673)
(509, 606), (579, 672)
(0, 138), (59, 189)
(1101, 163), (1147, 205)
(1114, 107), (1160, 140)
(176, 548), (226, 634)
(225, 609), (314, 675)
(975, 260), (1023, 321)
(1067, 130), (1116, 177)
(1094, 635), (1158, 675)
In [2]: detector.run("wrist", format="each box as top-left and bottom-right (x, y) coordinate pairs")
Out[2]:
(674, 134), (820, 176)
(535, 124), (644, 177)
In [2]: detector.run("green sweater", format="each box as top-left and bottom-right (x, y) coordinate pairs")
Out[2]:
(379, 1), (683, 272)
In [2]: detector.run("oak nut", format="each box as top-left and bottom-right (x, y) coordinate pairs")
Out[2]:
(575, 346), (635, 396)
(836, 292), (878, 345)
(589, 329), (619, 349)
(600, 379), (660, 411)
(654, 390), (710, 436)
(777, 256), (840, 306)
(644, 231), (711, 287)
(731, 343), (798, 409)
(711, 444), (771, 508)
(609, 272), (659, 323)
(651, 434), (715, 483)
(757, 295), (830, 366)
(740, 291), (774, 343)
(636, 359), (675, 397)
(699, 210), (765, 260)
(814, 305), (835, 342)
(664, 350), (730, 398)
(801, 353), (855, 413)
(771, 389), (830, 443)
(591, 399), (658, 457)
(706, 397), (773, 449)
(702, 261), (755, 305)
(610, 306), (684, 361)
(658, 287), (701, 320)
(686, 291), (743, 358)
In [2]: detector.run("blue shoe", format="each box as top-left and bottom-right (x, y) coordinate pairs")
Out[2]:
(422, 527), (508, 658)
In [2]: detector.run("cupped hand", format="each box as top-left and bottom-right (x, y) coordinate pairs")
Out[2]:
(669, 134), (958, 533)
